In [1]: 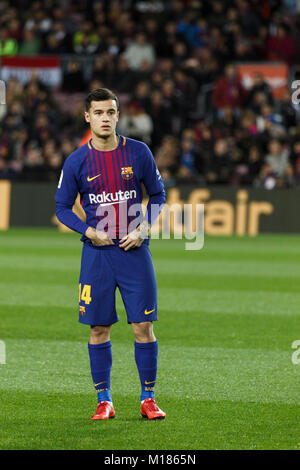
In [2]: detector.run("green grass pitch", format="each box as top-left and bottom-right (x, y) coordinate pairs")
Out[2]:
(0, 228), (300, 450)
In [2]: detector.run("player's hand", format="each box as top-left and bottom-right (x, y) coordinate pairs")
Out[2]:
(85, 227), (114, 246)
(119, 221), (150, 251)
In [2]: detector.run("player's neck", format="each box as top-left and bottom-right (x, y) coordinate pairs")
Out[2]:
(91, 133), (119, 152)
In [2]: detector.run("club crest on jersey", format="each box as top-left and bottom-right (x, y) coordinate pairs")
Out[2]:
(79, 306), (86, 316)
(121, 166), (134, 180)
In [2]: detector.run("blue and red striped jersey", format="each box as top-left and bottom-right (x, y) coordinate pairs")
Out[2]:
(55, 135), (166, 244)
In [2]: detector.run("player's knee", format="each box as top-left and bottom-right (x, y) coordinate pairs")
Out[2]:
(132, 322), (155, 343)
(90, 325), (111, 344)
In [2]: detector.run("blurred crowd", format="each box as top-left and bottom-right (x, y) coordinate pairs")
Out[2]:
(1, 0), (300, 188)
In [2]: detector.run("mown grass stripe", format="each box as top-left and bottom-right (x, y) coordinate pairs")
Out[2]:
(0, 283), (299, 316)
(1, 339), (299, 405)
(1, 255), (300, 279)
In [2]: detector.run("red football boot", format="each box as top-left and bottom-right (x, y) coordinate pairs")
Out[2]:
(141, 398), (166, 420)
(90, 401), (115, 420)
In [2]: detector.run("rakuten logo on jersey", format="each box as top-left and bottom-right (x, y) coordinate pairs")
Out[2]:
(89, 189), (137, 206)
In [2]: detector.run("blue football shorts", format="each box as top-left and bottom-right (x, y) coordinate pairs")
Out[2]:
(78, 243), (158, 325)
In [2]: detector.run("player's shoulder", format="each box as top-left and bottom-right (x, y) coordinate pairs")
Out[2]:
(63, 143), (89, 169)
(124, 136), (152, 156)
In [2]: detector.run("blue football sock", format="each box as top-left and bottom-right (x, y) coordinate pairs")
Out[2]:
(134, 340), (158, 402)
(88, 341), (112, 403)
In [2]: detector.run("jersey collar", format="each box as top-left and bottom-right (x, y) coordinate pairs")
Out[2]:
(88, 134), (126, 151)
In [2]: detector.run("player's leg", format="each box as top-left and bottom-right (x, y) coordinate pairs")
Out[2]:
(78, 245), (118, 420)
(131, 321), (156, 343)
(89, 325), (113, 402)
(132, 321), (158, 400)
(113, 245), (166, 419)
(88, 324), (115, 420)
(132, 322), (165, 420)
(90, 324), (111, 344)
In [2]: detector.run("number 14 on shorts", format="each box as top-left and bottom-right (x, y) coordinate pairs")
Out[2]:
(79, 283), (92, 305)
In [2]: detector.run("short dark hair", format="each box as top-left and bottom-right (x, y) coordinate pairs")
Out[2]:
(85, 88), (119, 111)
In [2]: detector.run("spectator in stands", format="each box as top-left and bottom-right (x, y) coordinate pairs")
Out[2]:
(161, 78), (185, 131)
(252, 24), (269, 58)
(144, 18), (160, 46)
(176, 11), (200, 47)
(111, 55), (136, 93)
(43, 33), (65, 54)
(248, 90), (269, 116)
(62, 59), (86, 93)
(174, 68), (198, 115)
(6, 18), (23, 42)
(212, 64), (245, 114)
(177, 128), (200, 182)
(67, 98), (88, 139)
(266, 23), (296, 66)
(233, 110), (260, 176)
(19, 30), (41, 55)
(246, 73), (274, 108)
(23, 6), (53, 35)
(214, 105), (238, 138)
(61, 139), (76, 163)
(204, 138), (232, 184)
(240, 110), (259, 136)
(148, 89), (173, 149)
(157, 21), (180, 58)
(73, 21), (100, 55)
(0, 157), (18, 179)
(133, 81), (151, 113)
(277, 88), (297, 130)
(51, 21), (69, 52)
(172, 40), (189, 66)
(241, 145), (264, 186)
(208, 0), (227, 29)
(290, 140), (300, 185)
(0, 27), (18, 55)
(123, 32), (156, 71)
(260, 138), (293, 188)
(73, 33), (100, 55)
(106, 34), (121, 57)
(20, 142), (47, 181)
(256, 103), (286, 139)
(117, 100), (153, 145)
(155, 135), (179, 184)
(233, 31), (256, 62)
(44, 151), (63, 182)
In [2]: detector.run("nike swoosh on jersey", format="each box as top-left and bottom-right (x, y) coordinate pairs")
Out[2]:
(87, 173), (101, 182)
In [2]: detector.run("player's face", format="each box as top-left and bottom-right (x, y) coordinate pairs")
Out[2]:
(85, 99), (119, 139)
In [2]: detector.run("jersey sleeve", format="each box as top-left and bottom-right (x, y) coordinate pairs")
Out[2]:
(55, 156), (79, 205)
(140, 143), (166, 225)
(141, 143), (165, 196)
(55, 156), (89, 235)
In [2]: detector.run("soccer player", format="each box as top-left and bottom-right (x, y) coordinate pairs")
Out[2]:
(55, 88), (166, 420)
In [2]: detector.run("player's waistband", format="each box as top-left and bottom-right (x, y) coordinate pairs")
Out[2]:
(80, 236), (149, 249)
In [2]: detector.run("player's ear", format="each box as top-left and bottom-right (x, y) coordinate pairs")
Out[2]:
(84, 111), (90, 123)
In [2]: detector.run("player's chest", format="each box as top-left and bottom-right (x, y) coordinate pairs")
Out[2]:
(80, 151), (139, 192)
